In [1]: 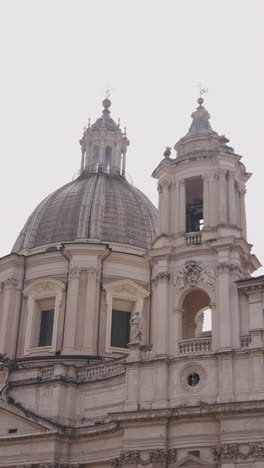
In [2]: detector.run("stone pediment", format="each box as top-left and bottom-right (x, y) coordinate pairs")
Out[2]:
(175, 454), (214, 467)
(104, 279), (150, 299)
(0, 400), (57, 437)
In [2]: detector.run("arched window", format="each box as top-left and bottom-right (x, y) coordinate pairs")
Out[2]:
(105, 146), (112, 166)
(93, 147), (100, 168)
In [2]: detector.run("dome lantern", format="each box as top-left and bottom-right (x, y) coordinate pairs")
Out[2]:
(79, 97), (129, 178)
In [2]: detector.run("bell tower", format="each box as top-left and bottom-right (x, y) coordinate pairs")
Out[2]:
(150, 97), (261, 357)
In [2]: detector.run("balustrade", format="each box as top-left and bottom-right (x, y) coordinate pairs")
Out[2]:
(185, 232), (202, 245)
(179, 337), (211, 355)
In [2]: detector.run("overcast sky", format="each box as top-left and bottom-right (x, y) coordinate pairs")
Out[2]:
(0, 0), (263, 274)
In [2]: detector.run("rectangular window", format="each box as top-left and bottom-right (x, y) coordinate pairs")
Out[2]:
(185, 177), (203, 233)
(110, 309), (131, 349)
(38, 309), (54, 347)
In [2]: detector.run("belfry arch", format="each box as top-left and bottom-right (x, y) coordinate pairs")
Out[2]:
(175, 284), (217, 353)
(182, 289), (211, 339)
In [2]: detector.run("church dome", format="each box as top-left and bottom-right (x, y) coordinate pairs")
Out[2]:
(13, 166), (157, 253)
(13, 98), (157, 252)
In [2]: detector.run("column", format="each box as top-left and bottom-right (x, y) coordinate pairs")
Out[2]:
(100, 138), (104, 166)
(228, 171), (236, 225)
(218, 170), (227, 224)
(122, 150), (127, 175)
(80, 148), (85, 171)
(85, 143), (90, 167)
(239, 186), (247, 239)
(62, 267), (80, 352)
(179, 179), (186, 233)
(203, 175), (209, 228)
(208, 174), (216, 227)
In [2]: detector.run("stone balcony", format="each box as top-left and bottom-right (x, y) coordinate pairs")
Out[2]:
(179, 337), (212, 355)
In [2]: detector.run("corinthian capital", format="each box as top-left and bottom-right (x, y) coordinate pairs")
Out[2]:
(2, 278), (19, 291)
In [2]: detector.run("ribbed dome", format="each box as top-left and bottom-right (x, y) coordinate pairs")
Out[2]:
(13, 172), (157, 252)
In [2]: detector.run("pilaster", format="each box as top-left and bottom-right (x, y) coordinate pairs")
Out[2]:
(202, 175), (209, 228)
(228, 171), (236, 225)
(217, 262), (231, 349)
(179, 179), (186, 233)
(208, 174), (216, 227)
(62, 266), (80, 352)
(218, 170), (227, 224)
(0, 277), (21, 357)
(239, 185), (247, 239)
(83, 266), (101, 353)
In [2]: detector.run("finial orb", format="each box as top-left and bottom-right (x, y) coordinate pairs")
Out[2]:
(198, 97), (204, 105)
(102, 98), (111, 109)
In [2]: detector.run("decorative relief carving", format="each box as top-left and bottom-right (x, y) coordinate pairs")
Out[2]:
(70, 266), (100, 279)
(174, 261), (215, 291)
(69, 267), (81, 279)
(39, 367), (55, 380)
(1, 278), (19, 291)
(0, 353), (10, 400)
(153, 272), (171, 283)
(39, 464), (79, 468)
(83, 266), (100, 279)
(35, 282), (56, 294)
(111, 448), (177, 467)
(212, 441), (264, 462)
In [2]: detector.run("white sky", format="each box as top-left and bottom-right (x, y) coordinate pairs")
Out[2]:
(0, 0), (263, 274)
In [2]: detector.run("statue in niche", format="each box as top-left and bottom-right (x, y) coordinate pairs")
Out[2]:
(130, 312), (143, 343)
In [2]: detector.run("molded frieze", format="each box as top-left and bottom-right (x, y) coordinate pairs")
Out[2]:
(212, 441), (264, 462)
(111, 449), (177, 467)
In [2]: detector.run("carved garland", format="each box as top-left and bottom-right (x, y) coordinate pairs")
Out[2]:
(111, 449), (177, 467)
(212, 441), (264, 462)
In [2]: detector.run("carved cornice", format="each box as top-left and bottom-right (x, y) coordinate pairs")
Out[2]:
(111, 448), (177, 467)
(212, 441), (264, 462)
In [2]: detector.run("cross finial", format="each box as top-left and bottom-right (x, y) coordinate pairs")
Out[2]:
(197, 81), (208, 97)
(105, 88), (111, 99)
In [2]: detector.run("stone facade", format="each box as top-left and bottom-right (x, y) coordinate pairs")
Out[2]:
(0, 97), (264, 467)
